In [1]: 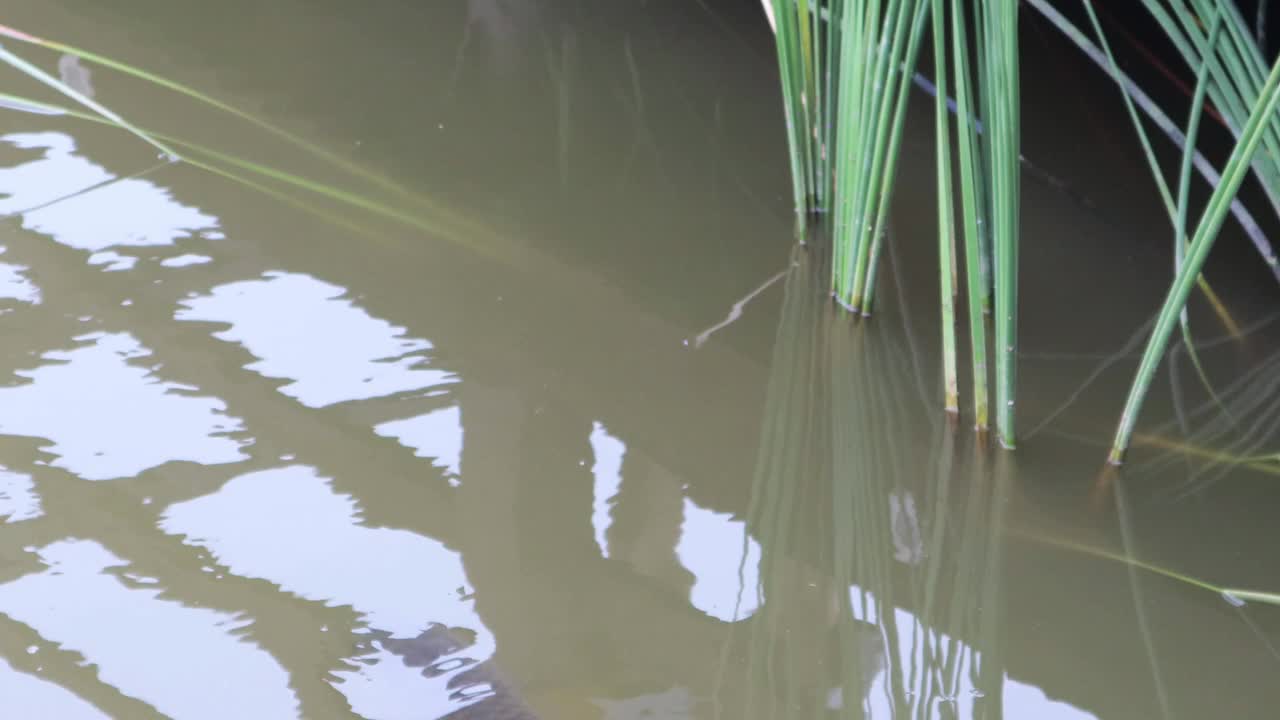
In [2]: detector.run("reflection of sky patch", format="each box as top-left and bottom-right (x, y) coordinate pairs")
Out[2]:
(0, 656), (108, 719)
(0, 469), (42, 523)
(589, 421), (625, 558)
(177, 272), (455, 407)
(161, 466), (487, 638)
(0, 133), (112, 213)
(161, 465), (493, 717)
(24, 179), (218, 252)
(374, 405), (462, 484)
(0, 133), (218, 252)
(160, 254), (213, 268)
(0, 540), (299, 719)
(676, 497), (762, 622)
(87, 251), (138, 272)
(0, 332), (246, 480)
(847, 584), (1098, 719)
(0, 258), (40, 304)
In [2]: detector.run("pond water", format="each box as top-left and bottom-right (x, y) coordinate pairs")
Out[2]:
(0, 1), (1277, 718)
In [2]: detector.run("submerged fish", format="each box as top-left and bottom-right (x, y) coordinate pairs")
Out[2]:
(378, 624), (539, 719)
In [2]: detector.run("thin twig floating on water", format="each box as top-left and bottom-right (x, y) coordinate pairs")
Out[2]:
(688, 267), (791, 349)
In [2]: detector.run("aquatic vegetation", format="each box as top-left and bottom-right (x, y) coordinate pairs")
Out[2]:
(0, 23), (423, 210)
(1133, 326), (1280, 494)
(766, 0), (1020, 447)
(1013, 528), (1280, 607)
(0, 23), (509, 262)
(766, 1), (1280, 461)
(1, 6), (1276, 465)
(723, 243), (1010, 716)
(0, 41), (176, 159)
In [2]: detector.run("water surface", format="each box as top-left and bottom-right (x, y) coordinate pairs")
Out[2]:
(0, 1), (1277, 718)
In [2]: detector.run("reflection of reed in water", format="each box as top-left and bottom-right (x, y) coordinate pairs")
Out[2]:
(718, 239), (1012, 718)
(830, 297), (1011, 719)
(713, 240), (846, 719)
(1136, 334), (1280, 496)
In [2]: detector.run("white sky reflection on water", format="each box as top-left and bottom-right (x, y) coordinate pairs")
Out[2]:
(0, 468), (42, 523)
(0, 540), (300, 719)
(0, 253), (41, 304)
(0, 133), (111, 212)
(160, 465), (495, 719)
(0, 332), (246, 480)
(160, 254), (213, 268)
(587, 422), (761, 622)
(0, 657), (108, 719)
(374, 405), (463, 484)
(847, 585), (1099, 720)
(177, 272), (456, 408)
(588, 421), (625, 559)
(0, 133), (219, 253)
(86, 251), (138, 272)
(676, 497), (762, 622)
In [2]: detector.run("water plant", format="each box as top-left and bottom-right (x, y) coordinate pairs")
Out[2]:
(765, 0), (1021, 445)
(765, 1), (1280, 462)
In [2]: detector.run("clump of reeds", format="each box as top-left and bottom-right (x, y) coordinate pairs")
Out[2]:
(767, 0), (1280, 462)
(766, 0), (1021, 445)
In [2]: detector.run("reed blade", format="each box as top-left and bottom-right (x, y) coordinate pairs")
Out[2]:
(1110, 46), (1280, 463)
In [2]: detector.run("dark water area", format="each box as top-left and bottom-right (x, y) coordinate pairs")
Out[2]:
(0, 1), (1275, 718)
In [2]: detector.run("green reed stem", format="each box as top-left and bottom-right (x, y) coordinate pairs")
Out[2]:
(932, 0), (959, 413)
(1026, 0), (1280, 282)
(987, 0), (1019, 448)
(950, 0), (989, 429)
(1081, 2), (1229, 407)
(1111, 46), (1280, 463)
(859, 0), (932, 315)
(769, 0), (814, 223)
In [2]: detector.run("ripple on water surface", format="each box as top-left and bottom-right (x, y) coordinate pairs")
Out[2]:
(0, 540), (300, 719)
(0, 332), (246, 481)
(0, 133), (219, 255)
(177, 272), (456, 408)
(161, 465), (496, 718)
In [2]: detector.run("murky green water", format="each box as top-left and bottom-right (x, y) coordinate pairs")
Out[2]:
(0, 1), (1276, 718)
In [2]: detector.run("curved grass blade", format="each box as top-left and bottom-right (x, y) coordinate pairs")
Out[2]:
(0, 91), (505, 261)
(1080, 0), (1243, 395)
(0, 22), (432, 213)
(1011, 528), (1280, 607)
(0, 41), (178, 159)
(1025, 0), (1280, 285)
(1169, 10), (1236, 421)
(1110, 47), (1280, 463)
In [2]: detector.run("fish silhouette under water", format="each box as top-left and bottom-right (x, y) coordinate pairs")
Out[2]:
(377, 623), (540, 720)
